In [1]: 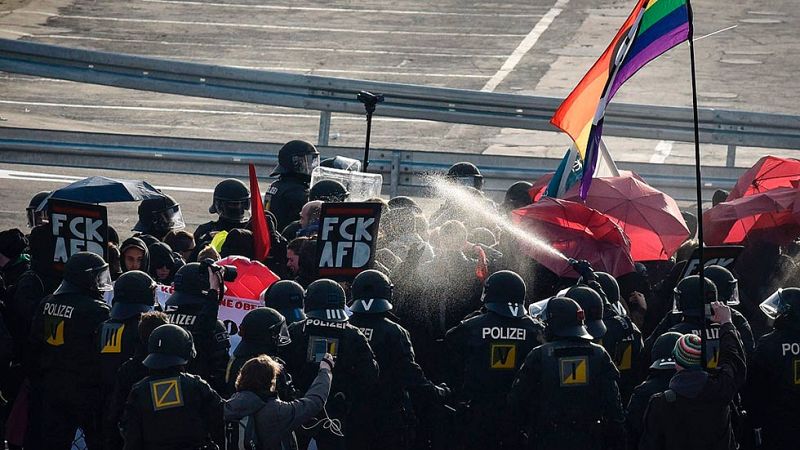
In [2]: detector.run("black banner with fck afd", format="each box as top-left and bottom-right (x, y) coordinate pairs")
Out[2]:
(316, 202), (381, 281)
(49, 199), (108, 269)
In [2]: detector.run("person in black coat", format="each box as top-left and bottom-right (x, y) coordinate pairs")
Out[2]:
(639, 302), (746, 450)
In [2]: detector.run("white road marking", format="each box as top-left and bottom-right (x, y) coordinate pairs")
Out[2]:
(141, 0), (545, 18)
(649, 140), (674, 163)
(31, 34), (509, 59)
(482, 0), (570, 92)
(21, 11), (526, 37)
(0, 169), (214, 193)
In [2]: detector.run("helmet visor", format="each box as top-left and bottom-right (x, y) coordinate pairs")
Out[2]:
(331, 156), (361, 171)
(293, 153), (320, 176)
(94, 266), (114, 292)
(26, 207), (47, 228)
(529, 299), (549, 318)
(453, 175), (484, 191)
(153, 204), (186, 231)
(215, 199), (251, 222)
(759, 289), (784, 320)
(273, 320), (291, 347)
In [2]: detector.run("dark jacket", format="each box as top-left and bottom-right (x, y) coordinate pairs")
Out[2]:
(120, 370), (224, 450)
(105, 346), (149, 450)
(639, 322), (746, 450)
(224, 367), (332, 450)
(265, 174), (310, 232)
(601, 307), (645, 404)
(626, 369), (674, 446)
(120, 237), (150, 273)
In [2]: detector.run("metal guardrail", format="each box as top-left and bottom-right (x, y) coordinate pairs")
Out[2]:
(1, 38), (800, 166)
(0, 127), (745, 203)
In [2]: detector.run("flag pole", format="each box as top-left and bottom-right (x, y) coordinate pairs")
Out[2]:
(686, 0), (710, 368)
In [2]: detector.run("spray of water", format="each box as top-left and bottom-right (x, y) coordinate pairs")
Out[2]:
(427, 175), (569, 262)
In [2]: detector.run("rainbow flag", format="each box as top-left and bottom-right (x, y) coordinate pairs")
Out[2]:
(551, 0), (691, 198)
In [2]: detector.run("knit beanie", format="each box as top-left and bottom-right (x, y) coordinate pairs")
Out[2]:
(673, 334), (703, 370)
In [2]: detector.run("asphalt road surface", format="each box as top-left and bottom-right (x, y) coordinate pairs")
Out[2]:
(0, 0), (797, 230)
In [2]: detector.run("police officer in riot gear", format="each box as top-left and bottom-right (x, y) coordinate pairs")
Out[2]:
(508, 296), (626, 450)
(566, 285), (608, 341)
(164, 262), (231, 394)
(27, 252), (112, 450)
(704, 265), (756, 356)
(348, 270), (450, 450)
(266, 140), (320, 231)
(26, 190), (50, 227)
(445, 270), (544, 449)
(99, 271), (157, 416)
(133, 194), (185, 241)
(625, 331), (681, 445)
(743, 287), (800, 450)
(280, 279), (379, 450)
(446, 162), (484, 191)
(194, 179), (251, 243)
(500, 181), (533, 213)
(262, 279), (306, 325)
(309, 179), (350, 202)
(224, 307), (294, 397)
(119, 324), (224, 449)
(665, 275), (721, 368)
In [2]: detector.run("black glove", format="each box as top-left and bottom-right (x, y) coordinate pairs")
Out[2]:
(434, 383), (451, 401)
(570, 259), (596, 282)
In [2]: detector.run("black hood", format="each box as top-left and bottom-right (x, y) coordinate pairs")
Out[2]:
(120, 237), (150, 273)
(148, 242), (184, 284)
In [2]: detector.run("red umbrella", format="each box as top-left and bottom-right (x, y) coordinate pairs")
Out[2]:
(728, 156), (800, 201)
(511, 197), (635, 277)
(704, 186), (800, 245)
(528, 172), (554, 203)
(562, 174), (689, 261)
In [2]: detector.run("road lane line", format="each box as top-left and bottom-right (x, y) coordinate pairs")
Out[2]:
(482, 0), (570, 92)
(649, 140), (674, 163)
(0, 169), (215, 193)
(141, 0), (545, 18)
(21, 11), (526, 37)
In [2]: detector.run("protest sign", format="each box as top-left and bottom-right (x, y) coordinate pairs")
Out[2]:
(316, 202), (382, 281)
(48, 199), (108, 270)
(680, 245), (744, 279)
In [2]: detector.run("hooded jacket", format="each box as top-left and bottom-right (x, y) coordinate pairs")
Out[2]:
(120, 237), (150, 273)
(224, 367), (331, 450)
(147, 242), (184, 284)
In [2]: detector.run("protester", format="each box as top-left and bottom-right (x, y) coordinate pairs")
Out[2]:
(120, 237), (149, 273)
(639, 302), (746, 450)
(225, 353), (333, 450)
(164, 230), (196, 263)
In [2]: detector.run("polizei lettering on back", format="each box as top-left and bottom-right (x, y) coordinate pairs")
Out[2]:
(168, 314), (197, 326)
(44, 303), (74, 319)
(482, 327), (527, 341)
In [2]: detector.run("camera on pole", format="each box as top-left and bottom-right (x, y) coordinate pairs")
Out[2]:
(357, 90), (384, 172)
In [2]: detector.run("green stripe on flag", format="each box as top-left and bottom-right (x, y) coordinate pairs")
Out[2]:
(638, 0), (685, 35)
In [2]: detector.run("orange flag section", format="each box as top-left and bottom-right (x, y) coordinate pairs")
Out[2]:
(550, 0), (648, 156)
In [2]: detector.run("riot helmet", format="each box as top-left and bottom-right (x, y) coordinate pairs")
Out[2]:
(446, 162), (484, 191)
(502, 181), (533, 211)
(236, 307), (291, 357)
(595, 272), (620, 304)
(704, 265), (739, 306)
(168, 262), (210, 304)
(309, 180), (349, 202)
(133, 194), (185, 236)
(209, 179), (251, 222)
(650, 332), (682, 370)
(305, 279), (348, 322)
(759, 287), (800, 325)
(26, 191), (50, 227)
(387, 196), (422, 214)
(482, 270), (527, 318)
(54, 252), (113, 296)
(542, 297), (592, 340)
(143, 324), (197, 369)
(320, 156), (361, 172)
(673, 275), (717, 318)
(111, 270), (157, 320)
(565, 286), (607, 339)
(272, 140), (320, 177)
(262, 280), (306, 324)
(350, 269), (393, 314)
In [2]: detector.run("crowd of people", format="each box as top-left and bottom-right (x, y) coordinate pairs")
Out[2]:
(0, 138), (798, 450)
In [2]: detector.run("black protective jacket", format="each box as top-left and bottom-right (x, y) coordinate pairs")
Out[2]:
(743, 322), (800, 450)
(625, 369), (674, 447)
(265, 174), (310, 232)
(601, 307), (645, 403)
(508, 337), (626, 450)
(639, 322), (746, 450)
(120, 370), (224, 450)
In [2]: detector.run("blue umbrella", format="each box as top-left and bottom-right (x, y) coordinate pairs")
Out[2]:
(37, 176), (165, 210)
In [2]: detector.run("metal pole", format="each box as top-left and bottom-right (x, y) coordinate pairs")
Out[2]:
(363, 110), (374, 172)
(687, 0), (710, 369)
(317, 111), (331, 147)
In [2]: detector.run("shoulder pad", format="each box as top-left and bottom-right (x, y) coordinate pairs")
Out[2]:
(663, 389), (677, 403)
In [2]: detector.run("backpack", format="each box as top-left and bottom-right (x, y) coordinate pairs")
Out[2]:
(225, 415), (259, 450)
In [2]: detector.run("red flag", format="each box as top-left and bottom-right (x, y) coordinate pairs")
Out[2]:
(474, 245), (488, 282)
(249, 164), (271, 261)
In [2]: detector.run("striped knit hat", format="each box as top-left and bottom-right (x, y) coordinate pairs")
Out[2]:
(673, 334), (703, 370)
